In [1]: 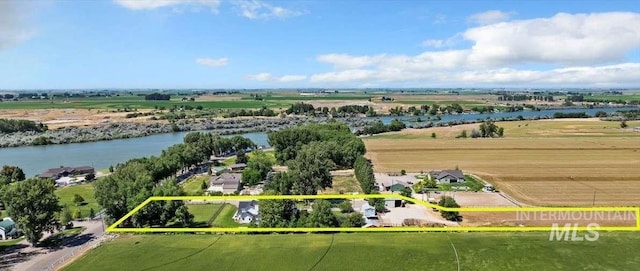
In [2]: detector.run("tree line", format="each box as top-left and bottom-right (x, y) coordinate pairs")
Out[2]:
(0, 119), (48, 133)
(355, 119), (406, 135)
(144, 93), (171, 101)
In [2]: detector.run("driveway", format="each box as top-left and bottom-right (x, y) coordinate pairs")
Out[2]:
(5, 219), (108, 271)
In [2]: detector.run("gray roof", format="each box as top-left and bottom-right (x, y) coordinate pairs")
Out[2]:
(430, 169), (464, 180)
(210, 173), (242, 186)
(228, 163), (246, 169)
(38, 166), (94, 178)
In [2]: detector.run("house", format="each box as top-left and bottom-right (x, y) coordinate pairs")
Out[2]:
(227, 163), (247, 172)
(361, 202), (377, 218)
(207, 173), (242, 194)
(38, 166), (95, 179)
(428, 170), (465, 184)
(0, 217), (17, 240)
(377, 179), (409, 192)
(233, 201), (259, 224)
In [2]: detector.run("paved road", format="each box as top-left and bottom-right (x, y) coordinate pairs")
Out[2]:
(9, 219), (106, 271)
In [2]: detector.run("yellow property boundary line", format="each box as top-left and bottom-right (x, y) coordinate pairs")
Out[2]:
(106, 194), (640, 233)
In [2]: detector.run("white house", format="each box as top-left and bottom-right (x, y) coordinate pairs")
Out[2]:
(233, 201), (259, 224)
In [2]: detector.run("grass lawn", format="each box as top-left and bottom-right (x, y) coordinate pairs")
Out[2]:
(62, 232), (640, 271)
(321, 176), (362, 194)
(182, 176), (209, 196)
(186, 204), (223, 226)
(0, 237), (24, 253)
(210, 204), (240, 228)
(55, 183), (100, 218)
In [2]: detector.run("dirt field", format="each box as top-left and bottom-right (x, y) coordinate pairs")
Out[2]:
(364, 120), (640, 206)
(0, 108), (162, 129)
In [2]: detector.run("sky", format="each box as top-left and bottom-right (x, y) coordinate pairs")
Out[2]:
(0, 0), (639, 89)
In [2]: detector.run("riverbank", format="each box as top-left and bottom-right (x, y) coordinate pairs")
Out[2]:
(0, 116), (374, 148)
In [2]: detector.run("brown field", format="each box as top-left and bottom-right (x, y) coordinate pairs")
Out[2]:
(0, 109), (162, 129)
(364, 120), (640, 206)
(460, 210), (637, 227)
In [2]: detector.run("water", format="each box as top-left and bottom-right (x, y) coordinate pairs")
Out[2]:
(375, 107), (639, 125)
(0, 132), (270, 177)
(2, 106), (636, 177)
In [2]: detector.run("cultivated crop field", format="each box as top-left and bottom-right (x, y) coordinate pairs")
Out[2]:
(62, 232), (640, 271)
(364, 120), (640, 206)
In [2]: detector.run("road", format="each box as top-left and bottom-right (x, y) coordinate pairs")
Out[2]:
(8, 219), (106, 271)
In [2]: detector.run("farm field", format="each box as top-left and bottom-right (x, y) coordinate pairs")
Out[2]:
(55, 183), (100, 218)
(62, 232), (640, 271)
(364, 119), (640, 206)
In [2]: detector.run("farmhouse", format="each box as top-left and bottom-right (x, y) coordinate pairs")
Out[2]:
(233, 201), (259, 224)
(227, 163), (247, 172)
(0, 217), (17, 240)
(207, 173), (242, 194)
(38, 166), (95, 179)
(428, 170), (464, 184)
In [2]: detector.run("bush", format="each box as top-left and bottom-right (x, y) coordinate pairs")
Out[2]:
(438, 196), (460, 221)
(338, 201), (354, 213)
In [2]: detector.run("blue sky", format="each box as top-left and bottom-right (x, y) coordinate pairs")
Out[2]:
(1, 0), (639, 89)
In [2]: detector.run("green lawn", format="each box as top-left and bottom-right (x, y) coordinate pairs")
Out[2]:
(55, 184), (100, 218)
(186, 204), (223, 226)
(62, 232), (640, 271)
(182, 176), (209, 196)
(210, 204), (240, 228)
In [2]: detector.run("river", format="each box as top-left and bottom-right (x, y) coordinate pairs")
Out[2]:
(1, 106), (636, 177)
(0, 132), (270, 177)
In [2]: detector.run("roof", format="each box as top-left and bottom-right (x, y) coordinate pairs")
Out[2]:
(210, 173), (242, 186)
(228, 163), (246, 169)
(379, 179), (409, 188)
(38, 166), (94, 178)
(0, 218), (15, 230)
(430, 170), (464, 180)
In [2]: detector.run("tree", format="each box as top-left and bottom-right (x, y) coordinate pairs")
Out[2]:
(340, 212), (365, 227)
(108, 165), (114, 173)
(308, 200), (337, 227)
(431, 132), (436, 139)
(457, 130), (468, 138)
(338, 201), (353, 213)
(259, 197), (297, 228)
(200, 180), (208, 191)
(424, 178), (437, 188)
(2, 178), (61, 245)
(60, 206), (73, 229)
(236, 149), (248, 164)
(400, 187), (412, 199)
(288, 143), (335, 195)
(89, 208), (96, 219)
(73, 194), (85, 206)
(621, 121), (628, 128)
(245, 150), (274, 181)
(72, 209), (83, 219)
(241, 168), (262, 186)
(497, 127), (504, 137)
(0, 165), (25, 185)
(367, 192), (386, 213)
(438, 196), (460, 221)
(175, 205), (194, 227)
(354, 156), (376, 194)
(265, 172), (294, 195)
(400, 169), (407, 176)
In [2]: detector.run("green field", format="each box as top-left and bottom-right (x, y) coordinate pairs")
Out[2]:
(182, 176), (209, 196)
(186, 204), (223, 226)
(55, 184), (100, 218)
(0, 96), (291, 110)
(62, 232), (640, 271)
(210, 204), (240, 228)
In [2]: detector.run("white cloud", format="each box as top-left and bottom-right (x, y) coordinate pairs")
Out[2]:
(0, 1), (33, 50)
(467, 10), (514, 25)
(233, 0), (304, 20)
(246, 73), (307, 82)
(114, 0), (222, 12)
(464, 12), (640, 66)
(195, 57), (228, 67)
(304, 12), (640, 86)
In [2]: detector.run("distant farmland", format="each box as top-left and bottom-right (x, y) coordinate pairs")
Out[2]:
(62, 232), (640, 271)
(364, 119), (640, 206)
